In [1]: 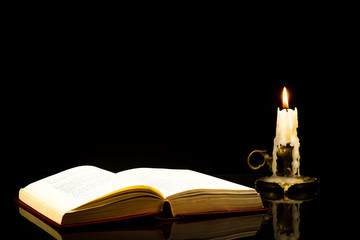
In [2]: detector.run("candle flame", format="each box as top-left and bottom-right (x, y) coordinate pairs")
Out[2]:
(282, 87), (289, 109)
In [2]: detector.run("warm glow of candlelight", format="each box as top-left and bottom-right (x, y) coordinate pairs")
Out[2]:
(282, 87), (289, 109)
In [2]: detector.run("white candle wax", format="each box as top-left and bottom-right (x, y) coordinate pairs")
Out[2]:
(276, 107), (298, 145)
(272, 107), (300, 176)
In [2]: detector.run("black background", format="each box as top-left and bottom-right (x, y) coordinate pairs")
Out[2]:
(4, 15), (328, 215)
(5, 66), (325, 197)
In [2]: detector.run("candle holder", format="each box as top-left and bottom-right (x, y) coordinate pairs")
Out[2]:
(247, 147), (319, 194)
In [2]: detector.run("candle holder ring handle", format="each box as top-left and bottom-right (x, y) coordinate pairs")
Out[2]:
(247, 150), (273, 170)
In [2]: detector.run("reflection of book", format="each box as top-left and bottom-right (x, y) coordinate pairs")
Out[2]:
(19, 206), (265, 240)
(18, 166), (264, 227)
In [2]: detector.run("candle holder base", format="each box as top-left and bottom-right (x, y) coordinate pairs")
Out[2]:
(255, 175), (319, 196)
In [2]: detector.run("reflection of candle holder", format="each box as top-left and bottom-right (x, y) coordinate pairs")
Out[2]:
(260, 189), (318, 240)
(247, 147), (319, 193)
(269, 198), (302, 240)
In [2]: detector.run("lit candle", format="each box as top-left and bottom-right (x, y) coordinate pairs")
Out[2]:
(272, 87), (300, 176)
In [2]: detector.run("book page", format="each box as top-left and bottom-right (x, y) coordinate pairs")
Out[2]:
(19, 166), (146, 224)
(119, 168), (255, 199)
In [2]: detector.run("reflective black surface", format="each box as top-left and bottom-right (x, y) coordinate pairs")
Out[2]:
(10, 174), (321, 239)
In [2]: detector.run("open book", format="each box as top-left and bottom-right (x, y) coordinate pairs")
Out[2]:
(18, 166), (264, 227)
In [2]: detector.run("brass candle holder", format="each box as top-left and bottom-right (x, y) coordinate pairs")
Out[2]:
(247, 146), (319, 194)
